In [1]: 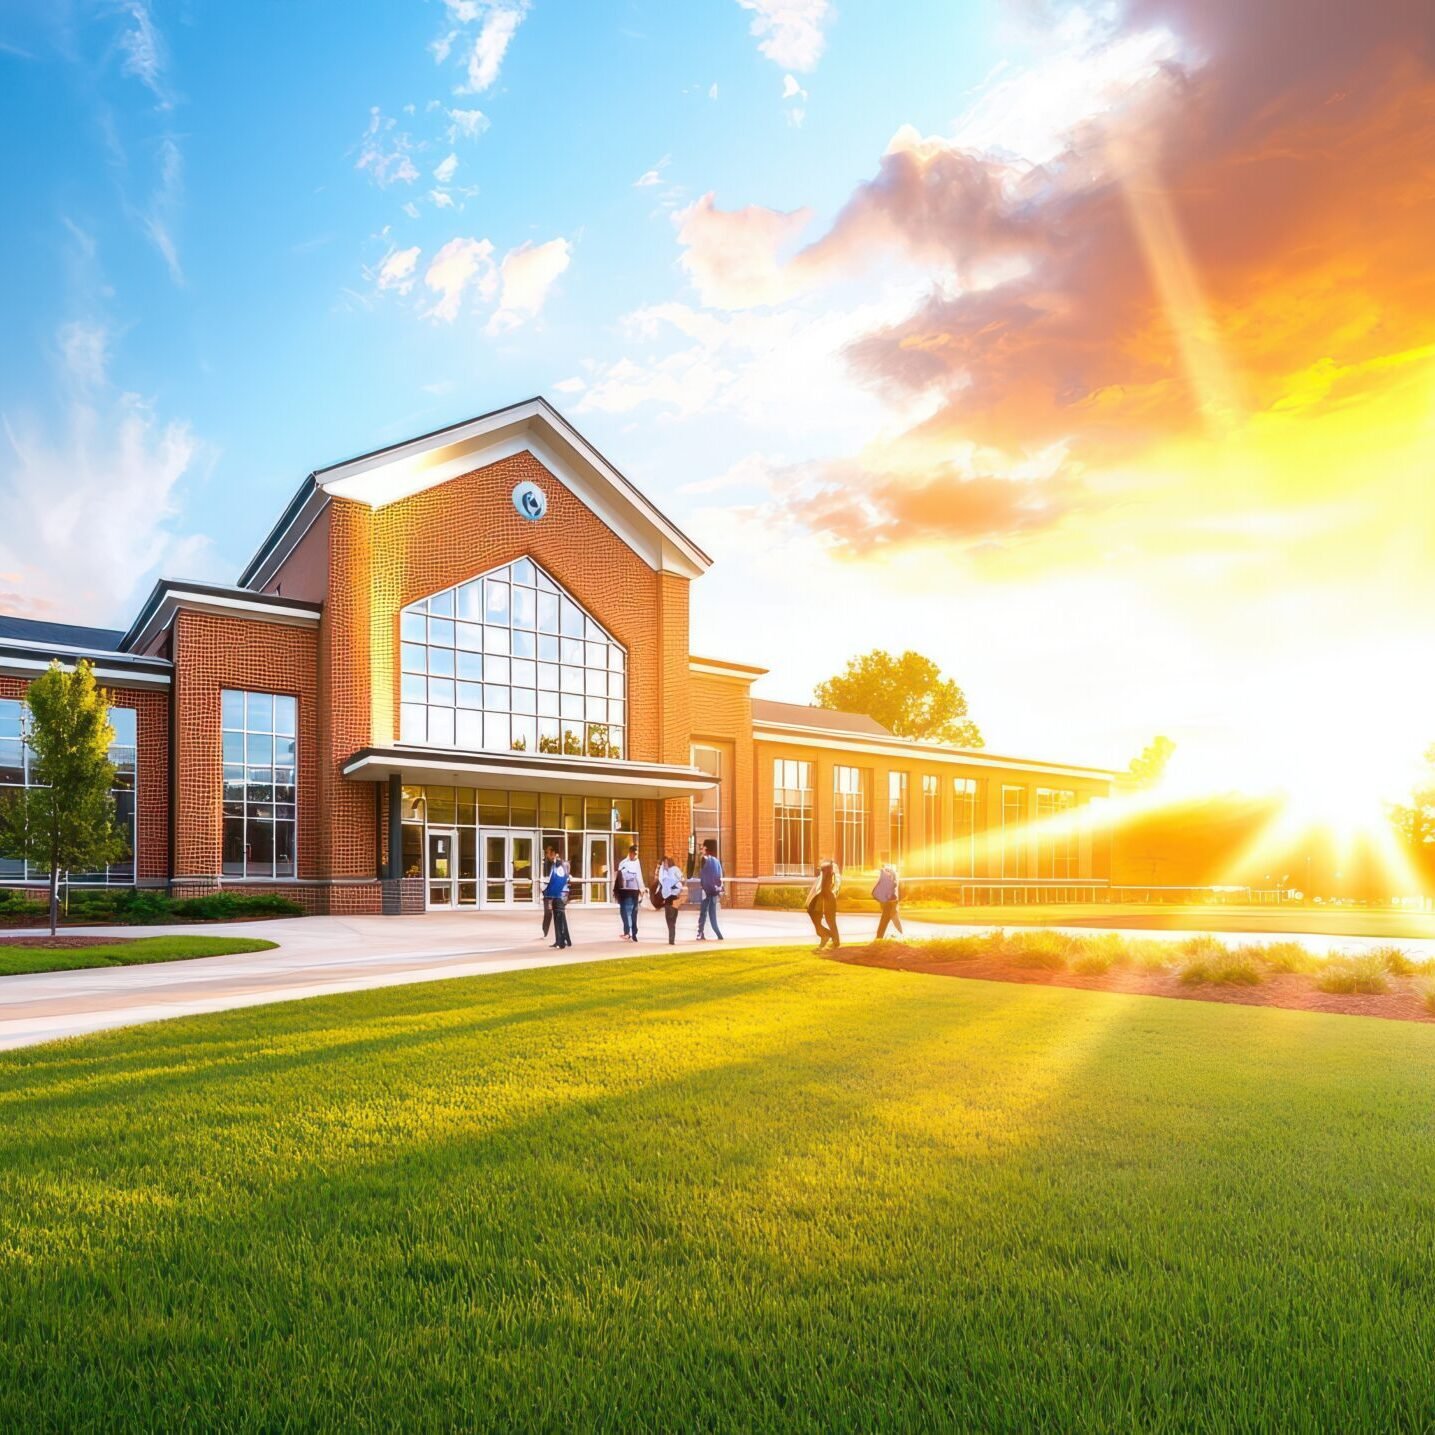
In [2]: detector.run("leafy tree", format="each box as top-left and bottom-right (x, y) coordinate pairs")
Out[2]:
(0, 661), (126, 936)
(1126, 735), (1176, 788)
(1390, 744), (1435, 872)
(814, 650), (983, 748)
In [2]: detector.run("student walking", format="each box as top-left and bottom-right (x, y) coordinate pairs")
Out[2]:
(540, 846), (557, 941)
(615, 843), (644, 941)
(873, 852), (904, 939)
(655, 855), (686, 944)
(696, 838), (725, 941)
(806, 859), (841, 951)
(543, 844), (572, 949)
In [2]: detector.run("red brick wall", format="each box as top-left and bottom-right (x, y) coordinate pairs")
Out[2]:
(0, 673), (170, 883)
(688, 670), (757, 878)
(172, 610), (320, 882)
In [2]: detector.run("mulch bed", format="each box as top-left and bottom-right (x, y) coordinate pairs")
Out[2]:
(834, 943), (1435, 1025)
(0, 935), (134, 949)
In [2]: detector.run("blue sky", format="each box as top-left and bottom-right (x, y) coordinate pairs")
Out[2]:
(4, 0), (1432, 791)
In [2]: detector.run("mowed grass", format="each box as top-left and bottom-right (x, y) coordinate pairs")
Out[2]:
(3, 949), (1435, 1430)
(0, 935), (276, 977)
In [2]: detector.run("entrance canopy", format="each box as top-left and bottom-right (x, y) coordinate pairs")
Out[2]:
(343, 745), (717, 801)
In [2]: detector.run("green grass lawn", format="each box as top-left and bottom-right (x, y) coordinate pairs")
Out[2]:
(3, 947), (1435, 1430)
(0, 934), (277, 976)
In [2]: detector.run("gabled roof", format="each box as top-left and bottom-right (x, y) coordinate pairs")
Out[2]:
(121, 580), (323, 654)
(239, 396), (711, 590)
(751, 699), (894, 737)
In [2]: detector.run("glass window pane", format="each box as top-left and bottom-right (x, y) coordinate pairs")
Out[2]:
(456, 649), (483, 681)
(428, 617), (454, 647)
(585, 696), (606, 722)
(560, 598), (582, 635)
(511, 659), (536, 688)
(456, 582), (482, 620)
(561, 637), (583, 665)
(561, 720), (583, 755)
(456, 621), (483, 651)
(0, 700), (21, 740)
(274, 696), (297, 736)
(511, 716), (536, 753)
(483, 714), (509, 751)
(512, 686), (536, 715)
(275, 736), (297, 766)
(483, 685), (510, 711)
(537, 662), (559, 691)
(561, 666), (582, 693)
(401, 704), (426, 743)
(245, 692), (273, 733)
(246, 733), (273, 766)
(222, 817), (245, 876)
(401, 610), (426, 643)
(428, 647), (454, 678)
(457, 681), (483, 709)
(429, 589), (454, 618)
(428, 786), (456, 824)
(402, 673), (426, 703)
(538, 718), (560, 753)
(512, 586), (536, 629)
(609, 671), (625, 699)
(512, 557), (535, 585)
(511, 628), (535, 659)
(538, 634), (560, 663)
(221, 690), (245, 730)
(484, 655), (511, 684)
(560, 692), (583, 720)
(223, 731), (245, 764)
(401, 643), (427, 672)
(537, 689), (559, 717)
(0, 739), (24, 786)
(608, 727), (623, 759)
(483, 625), (510, 656)
(537, 591), (559, 633)
(485, 580), (509, 622)
(248, 819), (275, 876)
(275, 822), (295, 878)
(428, 678), (455, 707)
(585, 641), (604, 667)
(456, 708), (483, 748)
(109, 708), (138, 746)
(429, 707), (455, 746)
(585, 668), (606, 697)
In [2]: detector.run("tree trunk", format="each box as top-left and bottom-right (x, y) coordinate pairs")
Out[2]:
(49, 863), (59, 938)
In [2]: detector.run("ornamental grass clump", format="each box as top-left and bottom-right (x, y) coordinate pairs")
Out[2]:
(918, 934), (989, 963)
(1369, 944), (1419, 977)
(1315, 952), (1390, 995)
(1070, 933), (1130, 975)
(1006, 929), (1075, 971)
(1256, 941), (1320, 974)
(1178, 936), (1263, 986)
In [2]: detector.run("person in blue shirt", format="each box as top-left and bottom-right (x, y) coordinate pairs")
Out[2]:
(696, 838), (725, 941)
(543, 843), (572, 949)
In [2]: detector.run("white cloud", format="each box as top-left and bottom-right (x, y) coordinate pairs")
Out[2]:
(709, 82), (719, 99)
(446, 107), (490, 142)
(117, 0), (169, 104)
(430, 190), (454, 209)
(487, 237), (570, 334)
(57, 322), (110, 388)
(402, 201), (421, 219)
(433, 152), (459, 183)
(462, 4), (527, 93)
(736, 0), (831, 73)
(355, 108), (421, 187)
(431, 30), (457, 63)
(143, 135), (184, 284)
(782, 73), (807, 101)
(0, 349), (210, 622)
(634, 169), (663, 188)
(423, 237), (496, 322)
(375, 246), (421, 295)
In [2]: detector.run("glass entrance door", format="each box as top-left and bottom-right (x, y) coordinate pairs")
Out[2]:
(585, 834), (612, 905)
(427, 829), (457, 909)
(479, 831), (540, 907)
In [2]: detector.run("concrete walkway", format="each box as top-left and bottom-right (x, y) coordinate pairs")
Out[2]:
(3, 907), (1433, 1052)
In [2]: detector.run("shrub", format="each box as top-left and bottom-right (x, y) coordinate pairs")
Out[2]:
(1316, 953), (1390, 995)
(1422, 984), (1435, 1017)
(1069, 933), (1130, 975)
(0, 887), (46, 918)
(1006, 930), (1074, 971)
(1256, 941), (1320, 974)
(755, 886), (808, 910)
(1126, 939), (1180, 972)
(1369, 944), (1418, 977)
(917, 934), (989, 963)
(174, 892), (304, 920)
(1179, 939), (1263, 986)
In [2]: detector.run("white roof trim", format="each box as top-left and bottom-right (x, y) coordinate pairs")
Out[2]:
(313, 399), (710, 580)
(129, 590), (321, 655)
(753, 722), (1116, 782)
(0, 655), (172, 688)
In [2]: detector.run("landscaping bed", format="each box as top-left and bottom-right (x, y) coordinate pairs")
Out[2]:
(836, 931), (1435, 1023)
(0, 889), (304, 928)
(0, 934), (278, 977)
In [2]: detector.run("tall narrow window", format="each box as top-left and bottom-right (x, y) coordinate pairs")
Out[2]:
(834, 765), (870, 872)
(887, 771), (908, 863)
(222, 690), (297, 879)
(691, 744), (723, 862)
(922, 775), (940, 874)
(773, 759), (813, 876)
(952, 777), (980, 877)
(1036, 787), (1077, 878)
(1001, 784), (1027, 878)
(399, 557), (626, 760)
(0, 696), (137, 885)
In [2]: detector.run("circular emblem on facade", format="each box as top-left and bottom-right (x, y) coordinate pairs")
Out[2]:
(512, 480), (547, 522)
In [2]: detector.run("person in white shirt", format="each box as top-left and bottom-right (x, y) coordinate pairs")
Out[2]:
(655, 855), (686, 944)
(616, 844), (644, 941)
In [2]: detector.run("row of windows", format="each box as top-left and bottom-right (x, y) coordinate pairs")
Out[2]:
(0, 699), (137, 884)
(770, 761), (1084, 878)
(222, 690), (298, 879)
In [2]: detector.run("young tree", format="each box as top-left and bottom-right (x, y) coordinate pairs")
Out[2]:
(1126, 735), (1177, 788)
(1390, 744), (1435, 880)
(0, 660), (126, 936)
(814, 650), (983, 747)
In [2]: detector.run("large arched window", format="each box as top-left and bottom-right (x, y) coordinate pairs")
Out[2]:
(399, 557), (627, 759)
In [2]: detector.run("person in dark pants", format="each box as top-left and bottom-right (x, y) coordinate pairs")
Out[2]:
(655, 854), (685, 944)
(541, 847), (556, 941)
(873, 852), (903, 939)
(696, 838), (725, 940)
(806, 858), (841, 951)
(543, 844), (572, 949)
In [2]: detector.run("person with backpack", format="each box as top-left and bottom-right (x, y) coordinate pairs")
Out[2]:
(696, 838), (725, 941)
(543, 843), (572, 950)
(873, 852), (904, 940)
(654, 854), (686, 944)
(806, 858), (841, 951)
(615, 843), (644, 941)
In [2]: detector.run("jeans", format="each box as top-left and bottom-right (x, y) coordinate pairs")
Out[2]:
(663, 897), (680, 943)
(550, 898), (571, 948)
(618, 891), (640, 937)
(697, 891), (724, 939)
(876, 901), (904, 939)
(542, 896), (554, 937)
